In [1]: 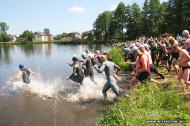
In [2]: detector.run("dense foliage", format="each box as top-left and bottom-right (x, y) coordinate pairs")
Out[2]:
(19, 30), (34, 42)
(109, 48), (128, 71)
(93, 0), (190, 42)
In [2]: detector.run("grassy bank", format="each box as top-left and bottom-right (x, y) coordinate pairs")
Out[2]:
(98, 81), (190, 126)
(98, 48), (190, 126)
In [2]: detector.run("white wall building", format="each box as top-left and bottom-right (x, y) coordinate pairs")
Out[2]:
(33, 32), (53, 42)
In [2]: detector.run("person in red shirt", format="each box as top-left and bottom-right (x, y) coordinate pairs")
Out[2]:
(130, 46), (151, 85)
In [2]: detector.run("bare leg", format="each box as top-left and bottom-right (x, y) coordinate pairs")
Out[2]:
(183, 69), (190, 90)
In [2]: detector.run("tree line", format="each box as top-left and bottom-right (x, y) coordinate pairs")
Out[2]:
(93, 0), (190, 42)
(0, 22), (51, 42)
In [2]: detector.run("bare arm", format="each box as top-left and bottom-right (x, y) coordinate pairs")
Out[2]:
(114, 63), (121, 71)
(27, 69), (38, 76)
(94, 62), (106, 73)
(11, 71), (23, 82)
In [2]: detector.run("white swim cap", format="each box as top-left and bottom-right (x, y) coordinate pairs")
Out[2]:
(182, 30), (189, 36)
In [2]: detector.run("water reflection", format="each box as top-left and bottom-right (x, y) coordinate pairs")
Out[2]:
(0, 45), (12, 64)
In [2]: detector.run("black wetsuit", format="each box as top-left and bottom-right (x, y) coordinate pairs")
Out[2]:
(83, 57), (94, 80)
(69, 62), (84, 84)
(22, 68), (31, 84)
(168, 51), (179, 71)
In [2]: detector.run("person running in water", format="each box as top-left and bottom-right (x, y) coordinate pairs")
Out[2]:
(67, 56), (85, 85)
(81, 53), (95, 82)
(11, 64), (38, 84)
(94, 55), (121, 99)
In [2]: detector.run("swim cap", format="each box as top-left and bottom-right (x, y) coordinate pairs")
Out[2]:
(182, 30), (189, 37)
(81, 53), (87, 57)
(72, 55), (78, 61)
(123, 47), (130, 52)
(19, 64), (24, 69)
(129, 44), (136, 49)
(131, 46), (139, 53)
(96, 50), (100, 54)
(144, 44), (150, 49)
(138, 45), (145, 49)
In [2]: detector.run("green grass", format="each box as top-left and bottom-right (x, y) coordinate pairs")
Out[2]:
(109, 48), (128, 71)
(98, 81), (190, 126)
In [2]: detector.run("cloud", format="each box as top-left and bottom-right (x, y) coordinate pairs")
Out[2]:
(68, 6), (85, 13)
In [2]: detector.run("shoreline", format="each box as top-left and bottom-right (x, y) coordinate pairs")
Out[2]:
(0, 40), (108, 45)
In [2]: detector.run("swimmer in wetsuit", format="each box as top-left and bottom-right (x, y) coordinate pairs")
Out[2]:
(67, 56), (85, 85)
(94, 55), (122, 99)
(11, 64), (38, 84)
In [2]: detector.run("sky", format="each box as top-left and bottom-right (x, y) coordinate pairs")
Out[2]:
(0, 0), (168, 36)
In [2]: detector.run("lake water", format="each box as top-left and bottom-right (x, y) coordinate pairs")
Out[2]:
(0, 44), (112, 126)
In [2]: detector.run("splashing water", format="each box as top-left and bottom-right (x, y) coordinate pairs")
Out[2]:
(68, 73), (116, 102)
(6, 76), (65, 98)
(3, 72), (117, 102)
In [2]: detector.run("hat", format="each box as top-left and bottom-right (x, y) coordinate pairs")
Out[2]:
(182, 30), (189, 37)
(131, 46), (139, 53)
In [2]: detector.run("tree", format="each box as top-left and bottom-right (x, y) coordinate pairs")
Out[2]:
(19, 30), (33, 42)
(0, 22), (9, 34)
(0, 22), (11, 42)
(113, 2), (127, 41)
(141, 0), (166, 36)
(55, 32), (68, 40)
(0, 34), (12, 42)
(44, 28), (50, 35)
(142, 0), (151, 36)
(93, 11), (113, 42)
(164, 0), (190, 34)
(127, 3), (142, 39)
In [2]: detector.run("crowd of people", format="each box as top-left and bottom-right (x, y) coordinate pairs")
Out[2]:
(122, 30), (190, 91)
(10, 29), (190, 100)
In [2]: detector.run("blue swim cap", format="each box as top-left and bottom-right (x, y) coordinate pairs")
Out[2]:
(19, 64), (24, 69)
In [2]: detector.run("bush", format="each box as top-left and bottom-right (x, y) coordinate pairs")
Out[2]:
(109, 48), (128, 71)
(98, 83), (190, 126)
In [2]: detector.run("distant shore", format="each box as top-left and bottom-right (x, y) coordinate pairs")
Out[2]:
(0, 40), (87, 45)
